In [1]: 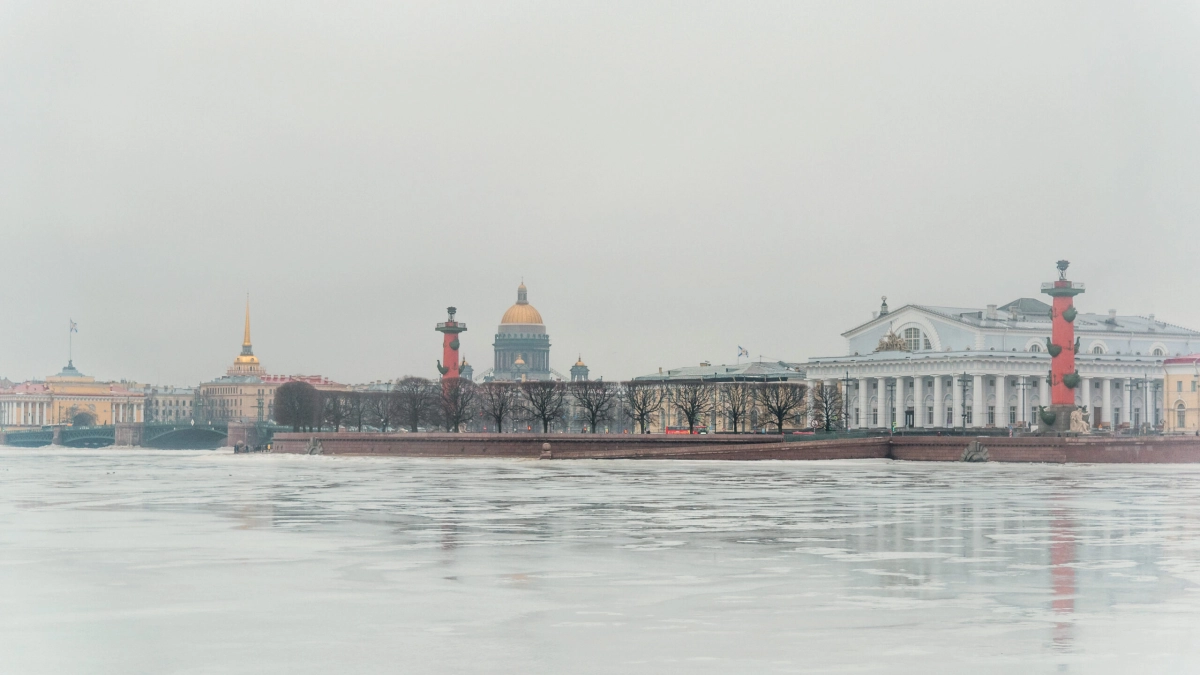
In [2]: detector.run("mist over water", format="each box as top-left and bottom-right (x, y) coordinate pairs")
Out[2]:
(3, 447), (1200, 674)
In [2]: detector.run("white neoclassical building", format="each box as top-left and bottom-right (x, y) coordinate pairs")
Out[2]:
(804, 296), (1200, 431)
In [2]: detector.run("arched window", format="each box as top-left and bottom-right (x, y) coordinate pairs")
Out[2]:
(1092, 346), (1104, 355)
(903, 327), (932, 351)
(1178, 402), (1187, 429)
(1029, 343), (1042, 353)
(1153, 347), (1165, 356)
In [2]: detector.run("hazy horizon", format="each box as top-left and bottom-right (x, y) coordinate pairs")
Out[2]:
(3, 2), (1198, 385)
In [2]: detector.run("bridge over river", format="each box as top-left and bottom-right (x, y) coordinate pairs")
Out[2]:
(0, 422), (283, 450)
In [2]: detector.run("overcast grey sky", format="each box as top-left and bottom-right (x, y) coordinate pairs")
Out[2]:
(2, 1), (1198, 385)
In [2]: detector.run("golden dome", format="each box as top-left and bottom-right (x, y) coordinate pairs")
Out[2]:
(500, 282), (544, 325)
(575, 355), (586, 367)
(514, 354), (526, 366)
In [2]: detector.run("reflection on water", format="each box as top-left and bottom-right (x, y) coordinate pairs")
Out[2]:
(2, 448), (1200, 674)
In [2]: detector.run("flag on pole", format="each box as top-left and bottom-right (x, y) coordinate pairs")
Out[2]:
(70, 320), (78, 333)
(738, 346), (749, 358)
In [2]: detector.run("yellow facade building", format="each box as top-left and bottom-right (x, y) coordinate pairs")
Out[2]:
(0, 361), (144, 428)
(1164, 355), (1200, 434)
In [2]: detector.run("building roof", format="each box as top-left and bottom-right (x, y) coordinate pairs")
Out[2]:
(500, 282), (544, 325)
(848, 298), (1200, 337)
(635, 361), (805, 382)
(1164, 354), (1200, 367)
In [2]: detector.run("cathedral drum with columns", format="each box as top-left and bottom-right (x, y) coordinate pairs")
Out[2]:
(803, 268), (1200, 432)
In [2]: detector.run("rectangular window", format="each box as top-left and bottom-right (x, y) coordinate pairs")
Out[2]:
(1134, 409), (1141, 426)
(1009, 406), (1017, 424)
(854, 408), (860, 425)
(872, 409), (878, 425)
(1193, 381), (1198, 392)
(947, 407), (953, 425)
(926, 406), (933, 425)
(966, 406), (973, 424)
(1114, 408), (1121, 425)
(987, 406), (996, 425)
(1180, 381), (1185, 393)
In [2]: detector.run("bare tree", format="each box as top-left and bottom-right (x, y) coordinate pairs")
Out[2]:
(667, 382), (714, 434)
(810, 381), (844, 432)
(570, 380), (618, 433)
(395, 376), (439, 432)
(519, 381), (567, 433)
(719, 382), (755, 433)
(321, 391), (348, 431)
(365, 388), (400, 432)
(620, 380), (665, 433)
(754, 381), (808, 434)
(439, 378), (479, 432)
(275, 381), (320, 432)
(343, 391), (368, 431)
(480, 381), (519, 432)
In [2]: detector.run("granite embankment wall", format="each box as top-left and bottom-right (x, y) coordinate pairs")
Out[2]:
(271, 432), (791, 459)
(889, 435), (1200, 463)
(272, 431), (1200, 463)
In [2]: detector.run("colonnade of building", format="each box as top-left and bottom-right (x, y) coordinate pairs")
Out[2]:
(0, 400), (51, 426)
(809, 374), (1164, 430)
(0, 400), (144, 427)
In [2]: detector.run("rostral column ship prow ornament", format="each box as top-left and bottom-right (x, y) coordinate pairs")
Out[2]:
(1038, 260), (1087, 433)
(435, 306), (467, 380)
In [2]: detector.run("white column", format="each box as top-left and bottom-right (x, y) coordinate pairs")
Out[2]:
(1081, 377), (1093, 420)
(972, 374), (984, 428)
(856, 378), (868, 429)
(995, 375), (1007, 427)
(1039, 374), (1050, 410)
(879, 377), (890, 428)
(1102, 378), (1112, 429)
(1122, 381), (1132, 427)
(892, 376), (904, 428)
(933, 376), (945, 427)
(913, 376), (925, 427)
(1014, 377), (1023, 424)
(952, 377), (964, 429)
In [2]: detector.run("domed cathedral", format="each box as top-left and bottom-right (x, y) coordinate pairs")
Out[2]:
(492, 282), (553, 381)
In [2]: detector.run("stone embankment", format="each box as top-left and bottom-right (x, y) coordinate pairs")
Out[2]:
(271, 432), (1200, 463)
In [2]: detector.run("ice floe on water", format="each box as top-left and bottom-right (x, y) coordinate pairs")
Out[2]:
(3, 447), (1200, 673)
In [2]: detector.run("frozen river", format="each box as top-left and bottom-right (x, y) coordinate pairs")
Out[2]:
(3, 448), (1200, 674)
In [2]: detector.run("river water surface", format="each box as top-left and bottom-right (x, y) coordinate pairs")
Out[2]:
(3, 447), (1200, 674)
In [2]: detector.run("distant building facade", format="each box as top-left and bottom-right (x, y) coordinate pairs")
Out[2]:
(1164, 355), (1200, 434)
(803, 293), (1200, 431)
(143, 386), (197, 424)
(634, 360), (808, 433)
(0, 361), (144, 427)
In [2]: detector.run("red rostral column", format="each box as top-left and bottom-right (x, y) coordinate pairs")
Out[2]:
(435, 307), (467, 380)
(1041, 260), (1085, 407)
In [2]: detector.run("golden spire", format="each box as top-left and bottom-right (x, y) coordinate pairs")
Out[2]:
(243, 295), (252, 348)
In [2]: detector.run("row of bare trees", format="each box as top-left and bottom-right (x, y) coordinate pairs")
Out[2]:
(274, 377), (845, 434)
